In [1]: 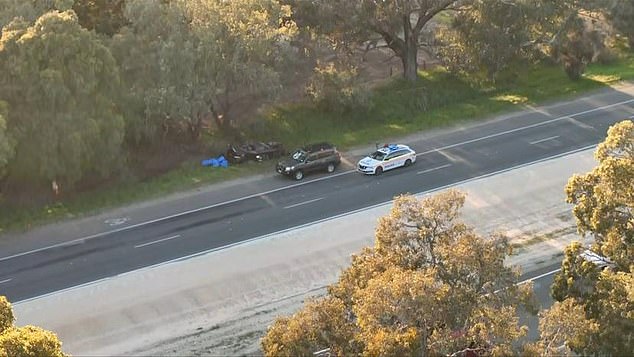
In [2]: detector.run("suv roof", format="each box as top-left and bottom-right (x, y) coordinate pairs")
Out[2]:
(303, 142), (335, 153)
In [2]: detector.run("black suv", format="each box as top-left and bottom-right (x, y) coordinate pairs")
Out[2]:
(276, 142), (341, 180)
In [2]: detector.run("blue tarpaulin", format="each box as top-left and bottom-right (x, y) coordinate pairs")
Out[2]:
(201, 155), (229, 168)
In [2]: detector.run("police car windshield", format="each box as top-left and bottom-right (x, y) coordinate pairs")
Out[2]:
(292, 150), (307, 162)
(370, 151), (386, 161)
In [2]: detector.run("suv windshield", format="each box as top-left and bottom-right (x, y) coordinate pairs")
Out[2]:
(370, 151), (386, 161)
(292, 150), (307, 162)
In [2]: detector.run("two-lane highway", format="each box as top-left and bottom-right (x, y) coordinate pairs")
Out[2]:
(1, 89), (634, 302)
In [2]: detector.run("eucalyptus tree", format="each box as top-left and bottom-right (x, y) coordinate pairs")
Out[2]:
(437, 0), (607, 82)
(604, 0), (634, 48)
(286, 0), (466, 82)
(537, 121), (634, 356)
(72, 0), (127, 36)
(0, 296), (67, 357)
(0, 0), (72, 30)
(112, 0), (297, 143)
(436, 0), (536, 81)
(262, 190), (534, 356)
(0, 11), (125, 193)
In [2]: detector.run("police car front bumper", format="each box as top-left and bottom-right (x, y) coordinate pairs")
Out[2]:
(357, 164), (376, 174)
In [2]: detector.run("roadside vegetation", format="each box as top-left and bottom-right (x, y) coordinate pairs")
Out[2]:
(253, 57), (634, 151)
(1, 0), (633, 234)
(0, 296), (67, 356)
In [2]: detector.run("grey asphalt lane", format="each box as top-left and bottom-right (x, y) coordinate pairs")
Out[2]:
(1, 88), (633, 302)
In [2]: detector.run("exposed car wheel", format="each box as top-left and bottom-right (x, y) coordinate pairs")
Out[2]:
(326, 163), (336, 173)
(375, 166), (383, 175)
(294, 170), (304, 180)
(404, 159), (412, 167)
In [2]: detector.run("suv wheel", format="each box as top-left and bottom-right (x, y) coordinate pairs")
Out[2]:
(294, 170), (304, 180)
(375, 166), (383, 175)
(326, 163), (336, 173)
(404, 159), (412, 167)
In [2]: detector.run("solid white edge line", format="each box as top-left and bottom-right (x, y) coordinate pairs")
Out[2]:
(529, 135), (560, 145)
(283, 197), (324, 210)
(5, 97), (630, 262)
(417, 164), (452, 175)
(134, 235), (181, 249)
(0, 278), (12, 284)
(519, 268), (562, 285)
(14, 144), (594, 304)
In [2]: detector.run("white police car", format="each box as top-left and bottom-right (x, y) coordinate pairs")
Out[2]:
(357, 144), (416, 175)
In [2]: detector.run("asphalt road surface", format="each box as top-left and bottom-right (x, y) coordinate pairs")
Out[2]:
(1, 87), (634, 302)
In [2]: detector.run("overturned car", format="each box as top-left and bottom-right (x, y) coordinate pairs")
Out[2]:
(225, 141), (286, 163)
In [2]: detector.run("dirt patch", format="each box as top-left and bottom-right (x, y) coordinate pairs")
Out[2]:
(136, 289), (327, 356)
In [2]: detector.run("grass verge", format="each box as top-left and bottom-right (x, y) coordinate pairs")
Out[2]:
(253, 56), (634, 150)
(2, 56), (634, 233)
(0, 161), (272, 233)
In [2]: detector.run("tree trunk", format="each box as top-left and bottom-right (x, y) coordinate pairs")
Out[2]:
(402, 19), (419, 82)
(420, 325), (428, 357)
(402, 48), (418, 82)
(189, 111), (203, 141)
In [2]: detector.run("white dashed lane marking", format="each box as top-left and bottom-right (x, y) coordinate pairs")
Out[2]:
(134, 235), (181, 249)
(529, 136), (560, 145)
(417, 164), (452, 175)
(284, 197), (324, 209)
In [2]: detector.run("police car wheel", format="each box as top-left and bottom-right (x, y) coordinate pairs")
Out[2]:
(404, 159), (412, 167)
(326, 163), (335, 173)
(375, 166), (383, 175)
(294, 170), (304, 180)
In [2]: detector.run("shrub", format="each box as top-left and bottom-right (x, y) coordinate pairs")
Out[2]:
(306, 62), (373, 114)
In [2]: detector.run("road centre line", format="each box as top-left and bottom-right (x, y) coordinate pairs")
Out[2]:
(283, 197), (324, 210)
(14, 146), (592, 304)
(417, 164), (452, 175)
(529, 135), (560, 145)
(134, 235), (181, 249)
(0, 278), (12, 284)
(3, 97), (631, 262)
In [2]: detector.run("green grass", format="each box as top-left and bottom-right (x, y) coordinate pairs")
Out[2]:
(2, 55), (634, 233)
(0, 160), (272, 233)
(253, 55), (634, 152)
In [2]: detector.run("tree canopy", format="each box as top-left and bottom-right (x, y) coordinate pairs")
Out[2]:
(565, 120), (633, 268)
(111, 0), (296, 144)
(287, 0), (465, 82)
(0, 296), (66, 357)
(541, 120), (634, 356)
(0, 10), (125, 192)
(262, 190), (534, 356)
